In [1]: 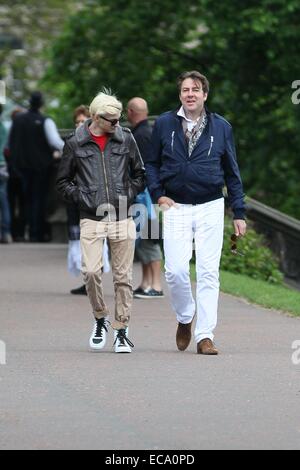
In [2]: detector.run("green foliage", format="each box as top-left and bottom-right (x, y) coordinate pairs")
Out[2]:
(42, 0), (300, 218)
(220, 216), (283, 284)
(0, 1), (77, 105)
(198, 0), (300, 219)
(42, 0), (202, 125)
(219, 270), (300, 316)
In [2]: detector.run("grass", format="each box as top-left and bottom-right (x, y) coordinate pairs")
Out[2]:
(189, 265), (300, 317)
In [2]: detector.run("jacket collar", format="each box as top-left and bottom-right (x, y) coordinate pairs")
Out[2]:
(132, 119), (149, 131)
(172, 106), (212, 155)
(75, 118), (124, 146)
(173, 105), (212, 120)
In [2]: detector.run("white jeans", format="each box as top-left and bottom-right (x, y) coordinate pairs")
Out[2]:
(163, 198), (224, 343)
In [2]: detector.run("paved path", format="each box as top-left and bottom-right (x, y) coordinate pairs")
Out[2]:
(0, 244), (299, 450)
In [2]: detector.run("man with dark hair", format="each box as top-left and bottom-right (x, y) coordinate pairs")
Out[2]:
(146, 70), (246, 355)
(9, 91), (64, 242)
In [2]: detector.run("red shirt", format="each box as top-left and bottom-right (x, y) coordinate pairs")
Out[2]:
(90, 131), (108, 152)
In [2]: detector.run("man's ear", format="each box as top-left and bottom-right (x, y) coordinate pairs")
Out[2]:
(203, 93), (208, 102)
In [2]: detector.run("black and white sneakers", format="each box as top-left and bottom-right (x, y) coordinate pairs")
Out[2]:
(89, 319), (134, 353)
(89, 317), (109, 351)
(113, 328), (134, 353)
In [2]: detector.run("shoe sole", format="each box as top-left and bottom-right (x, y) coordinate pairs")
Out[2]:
(134, 294), (164, 299)
(89, 344), (106, 351)
(197, 350), (219, 355)
(114, 345), (132, 353)
(89, 339), (106, 351)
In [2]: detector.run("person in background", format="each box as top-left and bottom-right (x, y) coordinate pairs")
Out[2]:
(56, 89), (145, 353)
(9, 91), (64, 242)
(67, 105), (91, 295)
(5, 107), (26, 242)
(146, 71), (246, 355)
(67, 105), (110, 296)
(0, 104), (12, 244)
(127, 97), (164, 299)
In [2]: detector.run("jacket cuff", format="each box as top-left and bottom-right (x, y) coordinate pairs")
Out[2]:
(152, 188), (165, 204)
(71, 187), (79, 204)
(233, 208), (245, 220)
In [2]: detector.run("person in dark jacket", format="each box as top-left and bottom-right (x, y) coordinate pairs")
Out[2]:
(127, 97), (163, 299)
(0, 104), (12, 243)
(6, 107), (26, 242)
(9, 91), (64, 242)
(146, 71), (247, 355)
(56, 89), (145, 353)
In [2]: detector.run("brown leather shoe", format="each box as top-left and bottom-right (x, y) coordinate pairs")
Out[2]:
(197, 338), (219, 355)
(176, 321), (193, 351)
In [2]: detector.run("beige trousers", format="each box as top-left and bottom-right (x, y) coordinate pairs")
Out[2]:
(80, 217), (136, 329)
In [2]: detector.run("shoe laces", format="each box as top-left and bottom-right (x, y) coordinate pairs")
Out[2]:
(114, 329), (134, 348)
(94, 318), (109, 338)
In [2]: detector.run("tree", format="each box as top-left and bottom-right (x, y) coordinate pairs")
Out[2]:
(199, 0), (300, 217)
(43, 0), (202, 126)
(0, 0), (77, 104)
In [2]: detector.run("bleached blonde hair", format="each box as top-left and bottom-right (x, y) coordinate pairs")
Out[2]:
(89, 88), (122, 117)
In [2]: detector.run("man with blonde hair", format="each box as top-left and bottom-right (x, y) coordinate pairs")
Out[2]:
(57, 90), (145, 353)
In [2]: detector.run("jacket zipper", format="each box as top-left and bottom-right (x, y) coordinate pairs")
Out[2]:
(208, 136), (214, 157)
(101, 150), (111, 222)
(171, 131), (175, 152)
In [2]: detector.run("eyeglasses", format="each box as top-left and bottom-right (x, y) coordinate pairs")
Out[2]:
(100, 115), (120, 126)
(230, 233), (244, 256)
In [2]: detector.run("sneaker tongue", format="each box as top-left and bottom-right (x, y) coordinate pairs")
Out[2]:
(118, 330), (126, 342)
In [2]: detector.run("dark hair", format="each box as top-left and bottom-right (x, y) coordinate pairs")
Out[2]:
(0, 104), (3, 116)
(29, 91), (44, 110)
(177, 71), (209, 95)
(73, 105), (90, 122)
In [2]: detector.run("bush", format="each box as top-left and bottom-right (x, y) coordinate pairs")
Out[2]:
(220, 216), (283, 284)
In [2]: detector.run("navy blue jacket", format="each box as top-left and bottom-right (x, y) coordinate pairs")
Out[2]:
(145, 108), (245, 219)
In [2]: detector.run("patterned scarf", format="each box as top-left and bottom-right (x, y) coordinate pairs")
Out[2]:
(182, 111), (207, 157)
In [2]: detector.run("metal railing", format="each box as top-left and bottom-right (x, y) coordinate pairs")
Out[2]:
(246, 197), (300, 281)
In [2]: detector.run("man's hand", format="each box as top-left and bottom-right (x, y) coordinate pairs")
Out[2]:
(233, 219), (247, 237)
(157, 196), (177, 211)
